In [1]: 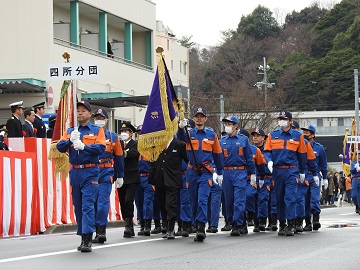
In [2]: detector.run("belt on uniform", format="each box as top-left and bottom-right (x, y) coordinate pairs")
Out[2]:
(275, 165), (296, 169)
(140, 173), (150, 177)
(98, 163), (113, 168)
(264, 174), (272, 178)
(72, 163), (97, 169)
(308, 171), (313, 174)
(99, 157), (112, 163)
(224, 166), (245, 170)
(182, 171), (187, 175)
(188, 164), (214, 171)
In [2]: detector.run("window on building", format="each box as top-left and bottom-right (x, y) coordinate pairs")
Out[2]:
(167, 39), (169, 50)
(183, 62), (187, 75)
(317, 118), (323, 127)
(338, 117), (344, 126)
(344, 117), (352, 127)
(180, 61), (182, 73)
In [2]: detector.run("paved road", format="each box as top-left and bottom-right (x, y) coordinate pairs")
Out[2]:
(0, 206), (359, 270)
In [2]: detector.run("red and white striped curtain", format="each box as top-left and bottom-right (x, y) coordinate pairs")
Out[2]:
(0, 138), (121, 238)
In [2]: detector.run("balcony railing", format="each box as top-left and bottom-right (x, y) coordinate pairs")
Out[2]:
(54, 37), (152, 71)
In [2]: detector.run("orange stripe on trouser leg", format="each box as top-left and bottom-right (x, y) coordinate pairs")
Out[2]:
(272, 180), (275, 187)
(296, 178), (299, 183)
(266, 186), (270, 192)
(208, 179), (213, 187)
(152, 185), (156, 191)
(92, 181), (98, 184)
(305, 180), (309, 186)
(186, 182), (189, 188)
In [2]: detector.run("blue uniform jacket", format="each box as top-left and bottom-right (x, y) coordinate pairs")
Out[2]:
(350, 160), (360, 178)
(264, 128), (307, 173)
(56, 122), (106, 165)
(138, 155), (151, 174)
(310, 141), (328, 178)
(101, 129), (124, 178)
(177, 126), (224, 175)
(219, 133), (256, 175)
(250, 144), (266, 179)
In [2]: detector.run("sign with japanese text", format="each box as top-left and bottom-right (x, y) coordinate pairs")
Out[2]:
(48, 63), (99, 80)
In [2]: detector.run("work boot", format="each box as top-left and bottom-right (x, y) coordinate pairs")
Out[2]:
(221, 220), (232, 231)
(96, 226), (107, 243)
(265, 217), (272, 231)
(230, 226), (240, 236)
(313, 214), (321, 231)
(207, 226), (218, 233)
(124, 218), (134, 238)
(239, 225), (248, 235)
(81, 234), (92, 252)
(161, 219), (168, 234)
(175, 221), (183, 236)
(285, 219), (295, 236)
(271, 215), (278, 231)
(167, 220), (176, 239)
(356, 205), (359, 214)
(92, 226), (100, 243)
(247, 212), (254, 227)
(278, 221), (286, 236)
(137, 220), (145, 236)
(253, 220), (260, 233)
(181, 222), (189, 237)
(144, 220), (151, 236)
(77, 235), (84, 251)
(259, 218), (266, 232)
(303, 216), (313, 232)
(194, 222), (206, 242)
(295, 218), (304, 233)
(151, 219), (162, 234)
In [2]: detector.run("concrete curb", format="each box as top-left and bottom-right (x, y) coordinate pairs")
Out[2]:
(44, 220), (126, 234)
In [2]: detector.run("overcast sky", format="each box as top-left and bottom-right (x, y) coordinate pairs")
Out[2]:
(154, 0), (342, 46)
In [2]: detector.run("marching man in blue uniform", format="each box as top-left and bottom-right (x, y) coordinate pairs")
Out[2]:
(57, 101), (106, 252)
(92, 108), (124, 244)
(264, 111), (307, 236)
(220, 116), (256, 236)
(177, 107), (224, 242)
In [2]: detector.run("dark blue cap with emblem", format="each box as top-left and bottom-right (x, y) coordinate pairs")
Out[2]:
(278, 110), (292, 119)
(33, 101), (45, 109)
(193, 107), (207, 117)
(251, 128), (266, 137)
(120, 122), (136, 133)
(222, 116), (239, 125)
(301, 124), (316, 134)
(93, 108), (109, 119)
(291, 120), (300, 129)
(77, 101), (92, 112)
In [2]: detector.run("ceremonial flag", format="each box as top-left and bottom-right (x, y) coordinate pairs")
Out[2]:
(138, 48), (184, 161)
(48, 80), (74, 178)
(342, 128), (351, 176)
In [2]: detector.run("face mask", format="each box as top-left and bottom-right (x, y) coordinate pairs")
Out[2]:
(94, 120), (106, 128)
(120, 132), (130, 141)
(278, 120), (288, 127)
(224, 126), (233, 134)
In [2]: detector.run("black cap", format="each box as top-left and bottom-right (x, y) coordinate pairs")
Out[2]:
(33, 101), (45, 109)
(77, 101), (92, 112)
(291, 120), (300, 129)
(120, 122), (136, 133)
(278, 110), (292, 119)
(93, 108), (109, 119)
(193, 107), (207, 117)
(0, 124), (8, 133)
(239, 128), (250, 138)
(251, 128), (266, 137)
(49, 115), (56, 123)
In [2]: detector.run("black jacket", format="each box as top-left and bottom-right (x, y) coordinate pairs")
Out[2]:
(22, 121), (35, 137)
(6, 115), (22, 137)
(121, 139), (140, 184)
(149, 138), (188, 189)
(33, 115), (46, 138)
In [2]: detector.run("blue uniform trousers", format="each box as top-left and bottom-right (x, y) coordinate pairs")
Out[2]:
(268, 177), (277, 216)
(246, 181), (257, 214)
(187, 168), (212, 224)
(296, 181), (309, 218)
(272, 167), (298, 221)
(222, 169), (247, 227)
(135, 175), (155, 221)
(178, 174), (192, 222)
(153, 194), (162, 220)
(305, 177), (321, 217)
(207, 183), (222, 227)
(257, 178), (270, 219)
(70, 166), (99, 235)
(351, 179), (360, 208)
(95, 167), (113, 227)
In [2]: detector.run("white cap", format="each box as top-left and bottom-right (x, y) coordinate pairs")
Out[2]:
(9, 101), (24, 108)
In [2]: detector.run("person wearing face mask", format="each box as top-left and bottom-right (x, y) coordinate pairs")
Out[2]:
(300, 125), (327, 231)
(0, 125), (9, 150)
(118, 122), (140, 238)
(219, 116), (256, 236)
(177, 107), (224, 242)
(91, 108), (124, 244)
(263, 111), (307, 236)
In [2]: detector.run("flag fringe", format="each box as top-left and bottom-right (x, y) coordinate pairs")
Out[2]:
(48, 142), (69, 180)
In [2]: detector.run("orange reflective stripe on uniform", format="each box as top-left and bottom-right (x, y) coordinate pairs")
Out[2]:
(255, 148), (266, 165)
(297, 135), (307, 154)
(306, 142), (316, 160)
(264, 133), (273, 151)
(286, 140), (299, 151)
(186, 140), (199, 151)
(212, 135), (222, 154)
(202, 139), (214, 151)
(271, 139), (284, 150)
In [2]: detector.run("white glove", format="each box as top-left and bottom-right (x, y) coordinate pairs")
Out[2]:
(70, 130), (81, 142)
(212, 172), (218, 185)
(322, 178), (328, 190)
(250, 174), (257, 186)
(267, 161), (273, 173)
(179, 119), (188, 129)
(0, 131), (5, 137)
(313, 175), (320, 186)
(355, 162), (360, 172)
(115, 177), (124, 188)
(74, 140), (85, 150)
(217, 175), (223, 186)
(299, 174), (305, 184)
(259, 179), (264, 189)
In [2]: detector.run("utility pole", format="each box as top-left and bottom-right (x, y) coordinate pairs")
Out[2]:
(355, 69), (359, 136)
(255, 57), (274, 111)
